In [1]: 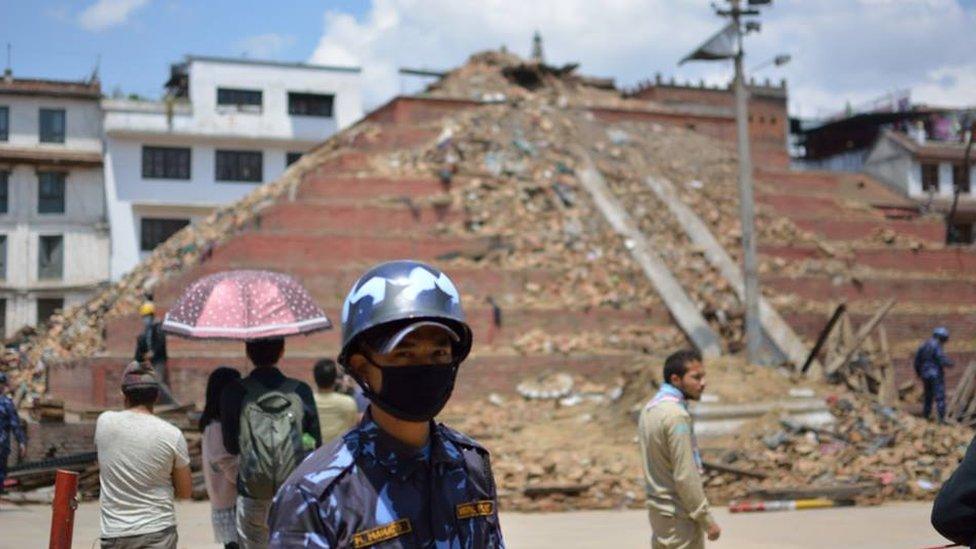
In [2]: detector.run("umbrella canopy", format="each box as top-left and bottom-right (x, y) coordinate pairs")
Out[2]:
(161, 270), (331, 340)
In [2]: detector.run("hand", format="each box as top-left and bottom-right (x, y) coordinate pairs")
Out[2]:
(706, 523), (721, 541)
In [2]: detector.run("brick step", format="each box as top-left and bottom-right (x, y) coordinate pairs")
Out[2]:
(302, 151), (370, 175)
(364, 96), (480, 125)
(787, 218), (943, 243)
(345, 126), (440, 151)
(104, 306), (670, 353)
(761, 245), (976, 274)
(785, 311), (976, 347)
(767, 276), (976, 306)
(297, 176), (448, 201)
(48, 352), (635, 409)
(255, 201), (460, 233)
(153, 265), (563, 305)
(757, 193), (886, 219)
(206, 232), (490, 267)
(755, 170), (910, 204)
(770, 276), (976, 307)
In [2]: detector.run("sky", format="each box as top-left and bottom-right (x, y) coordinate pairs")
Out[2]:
(4, 0), (975, 119)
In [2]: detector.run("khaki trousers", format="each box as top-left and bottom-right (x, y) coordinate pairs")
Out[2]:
(648, 510), (704, 549)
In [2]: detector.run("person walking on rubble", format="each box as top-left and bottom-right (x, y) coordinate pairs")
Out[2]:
(95, 361), (192, 548)
(0, 372), (26, 497)
(220, 338), (321, 549)
(134, 301), (178, 405)
(914, 327), (954, 423)
(200, 367), (242, 549)
(311, 358), (358, 445)
(638, 349), (721, 549)
(268, 260), (506, 548)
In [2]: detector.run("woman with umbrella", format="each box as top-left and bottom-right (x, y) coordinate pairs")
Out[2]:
(162, 270), (330, 549)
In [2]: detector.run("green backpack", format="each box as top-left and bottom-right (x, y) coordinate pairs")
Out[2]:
(238, 378), (306, 499)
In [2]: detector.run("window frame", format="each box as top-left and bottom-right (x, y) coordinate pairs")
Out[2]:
(216, 87), (263, 113)
(36, 297), (64, 324)
(287, 92), (334, 118)
(140, 217), (190, 252)
(38, 234), (64, 280)
(953, 163), (971, 194)
(0, 106), (8, 141)
(215, 149), (263, 183)
(0, 171), (8, 214)
(142, 146), (192, 180)
(286, 152), (303, 167)
(39, 108), (66, 144)
(37, 171), (66, 215)
(921, 163), (940, 193)
(0, 234), (7, 280)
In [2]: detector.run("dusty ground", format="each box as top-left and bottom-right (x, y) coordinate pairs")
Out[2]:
(0, 500), (945, 548)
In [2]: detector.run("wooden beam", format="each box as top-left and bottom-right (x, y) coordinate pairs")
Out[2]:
(826, 298), (896, 376)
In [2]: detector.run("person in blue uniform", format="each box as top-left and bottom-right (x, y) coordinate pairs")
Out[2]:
(0, 372), (27, 494)
(268, 260), (505, 548)
(914, 326), (954, 423)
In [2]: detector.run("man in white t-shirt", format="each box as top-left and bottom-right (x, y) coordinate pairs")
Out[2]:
(95, 361), (192, 549)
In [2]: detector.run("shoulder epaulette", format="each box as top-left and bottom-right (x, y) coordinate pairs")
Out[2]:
(296, 439), (357, 498)
(437, 423), (489, 455)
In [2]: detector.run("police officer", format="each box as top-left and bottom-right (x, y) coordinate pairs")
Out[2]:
(914, 326), (954, 422)
(268, 261), (505, 548)
(0, 372), (27, 495)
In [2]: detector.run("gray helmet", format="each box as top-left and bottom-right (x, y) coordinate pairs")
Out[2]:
(338, 260), (472, 365)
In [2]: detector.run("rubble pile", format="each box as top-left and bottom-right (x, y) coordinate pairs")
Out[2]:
(423, 50), (639, 109)
(703, 394), (973, 505)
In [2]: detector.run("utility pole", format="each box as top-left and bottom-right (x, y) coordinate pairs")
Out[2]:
(729, 0), (762, 365)
(680, 0), (772, 364)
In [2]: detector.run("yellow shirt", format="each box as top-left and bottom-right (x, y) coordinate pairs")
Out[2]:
(638, 400), (716, 529)
(314, 391), (359, 444)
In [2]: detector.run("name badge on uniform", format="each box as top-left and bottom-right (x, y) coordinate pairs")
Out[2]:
(456, 500), (494, 519)
(352, 519), (412, 548)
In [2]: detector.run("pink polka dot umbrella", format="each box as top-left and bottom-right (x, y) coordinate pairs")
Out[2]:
(161, 270), (332, 340)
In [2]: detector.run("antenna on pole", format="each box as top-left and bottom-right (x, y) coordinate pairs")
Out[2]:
(4, 43), (11, 79)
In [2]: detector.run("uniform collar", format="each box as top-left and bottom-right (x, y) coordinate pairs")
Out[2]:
(349, 410), (463, 481)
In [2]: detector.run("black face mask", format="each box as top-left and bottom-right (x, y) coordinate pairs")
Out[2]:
(357, 357), (459, 422)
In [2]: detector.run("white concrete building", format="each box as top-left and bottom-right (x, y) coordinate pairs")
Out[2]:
(0, 72), (109, 336)
(103, 56), (362, 280)
(865, 129), (976, 243)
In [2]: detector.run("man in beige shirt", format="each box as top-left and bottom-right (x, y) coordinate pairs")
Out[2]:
(312, 359), (359, 444)
(638, 349), (721, 549)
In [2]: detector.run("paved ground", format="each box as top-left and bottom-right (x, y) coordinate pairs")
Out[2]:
(0, 500), (947, 548)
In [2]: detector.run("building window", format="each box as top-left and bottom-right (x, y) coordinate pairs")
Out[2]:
(286, 152), (303, 166)
(921, 163), (940, 193)
(142, 146), (191, 179)
(215, 150), (262, 182)
(39, 108), (66, 143)
(37, 297), (64, 324)
(140, 218), (189, 252)
(38, 172), (66, 214)
(288, 92), (334, 117)
(0, 235), (7, 279)
(0, 106), (8, 141)
(217, 88), (263, 112)
(38, 235), (64, 279)
(953, 164), (971, 194)
(0, 172), (7, 214)
(947, 223), (975, 245)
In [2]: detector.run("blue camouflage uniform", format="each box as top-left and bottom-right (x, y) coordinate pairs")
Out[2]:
(915, 337), (953, 420)
(268, 412), (505, 548)
(0, 394), (26, 492)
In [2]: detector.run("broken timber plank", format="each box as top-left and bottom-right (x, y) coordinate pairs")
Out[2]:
(575, 163), (722, 357)
(802, 303), (846, 374)
(645, 176), (814, 370)
(826, 298), (896, 376)
(703, 460), (768, 479)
